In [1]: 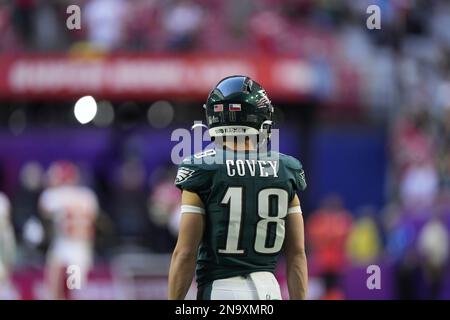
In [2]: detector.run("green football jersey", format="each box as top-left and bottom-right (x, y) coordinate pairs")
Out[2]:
(174, 148), (306, 287)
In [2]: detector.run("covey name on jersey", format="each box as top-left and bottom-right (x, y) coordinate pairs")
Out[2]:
(226, 159), (278, 177)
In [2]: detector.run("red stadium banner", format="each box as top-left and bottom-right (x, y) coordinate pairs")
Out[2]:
(0, 54), (359, 103)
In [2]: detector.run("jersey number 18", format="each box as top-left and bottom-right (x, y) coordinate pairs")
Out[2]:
(218, 187), (288, 255)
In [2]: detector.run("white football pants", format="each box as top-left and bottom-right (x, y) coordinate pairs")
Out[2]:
(207, 271), (282, 300)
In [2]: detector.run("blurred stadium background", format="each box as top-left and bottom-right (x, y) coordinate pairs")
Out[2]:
(0, 0), (449, 300)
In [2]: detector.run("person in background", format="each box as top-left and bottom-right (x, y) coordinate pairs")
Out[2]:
(400, 158), (439, 212)
(306, 195), (353, 300)
(383, 203), (420, 300)
(417, 212), (449, 299)
(13, 162), (44, 240)
(110, 157), (149, 247)
(39, 161), (99, 300)
(163, 0), (204, 51)
(346, 207), (382, 266)
(84, 0), (128, 51)
(147, 166), (180, 252)
(0, 191), (17, 299)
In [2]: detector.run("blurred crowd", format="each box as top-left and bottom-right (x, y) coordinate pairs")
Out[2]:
(1, 0), (450, 116)
(0, 157), (182, 299)
(8, 159), (181, 257)
(305, 106), (450, 299)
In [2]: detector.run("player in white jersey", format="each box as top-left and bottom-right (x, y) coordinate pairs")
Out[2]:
(0, 192), (16, 299)
(39, 161), (99, 300)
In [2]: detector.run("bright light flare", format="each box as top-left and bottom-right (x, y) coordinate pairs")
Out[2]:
(74, 96), (97, 124)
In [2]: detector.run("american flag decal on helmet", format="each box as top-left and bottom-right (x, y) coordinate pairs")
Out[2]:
(175, 167), (195, 184)
(214, 104), (224, 112)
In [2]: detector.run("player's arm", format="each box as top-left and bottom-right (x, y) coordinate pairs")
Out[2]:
(168, 190), (205, 300)
(284, 194), (308, 300)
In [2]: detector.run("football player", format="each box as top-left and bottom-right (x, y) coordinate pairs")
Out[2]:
(39, 161), (99, 299)
(168, 75), (308, 300)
